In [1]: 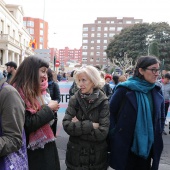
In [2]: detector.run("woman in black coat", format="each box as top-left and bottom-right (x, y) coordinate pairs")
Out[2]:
(47, 68), (61, 136)
(108, 56), (165, 170)
(11, 56), (60, 170)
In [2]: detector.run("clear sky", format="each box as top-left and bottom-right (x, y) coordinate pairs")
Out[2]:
(4, 0), (170, 49)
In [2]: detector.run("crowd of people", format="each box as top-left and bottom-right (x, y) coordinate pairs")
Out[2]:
(0, 55), (168, 170)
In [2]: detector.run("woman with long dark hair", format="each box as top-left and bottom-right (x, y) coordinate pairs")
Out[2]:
(11, 56), (60, 170)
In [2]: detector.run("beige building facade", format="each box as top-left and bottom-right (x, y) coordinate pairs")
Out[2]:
(0, 0), (34, 70)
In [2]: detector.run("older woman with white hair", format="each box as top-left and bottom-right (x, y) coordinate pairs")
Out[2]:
(63, 65), (110, 170)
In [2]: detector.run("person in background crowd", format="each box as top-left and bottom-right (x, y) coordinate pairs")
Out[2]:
(0, 70), (28, 169)
(108, 56), (165, 170)
(160, 72), (170, 135)
(57, 72), (62, 82)
(5, 61), (17, 83)
(2, 70), (7, 78)
(112, 75), (119, 93)
(118, 75), (127, 83)
(69, 70), (79, 96)
(47, 68), (61, 136)
(94, 65), (101, 71)
(103, 74), (113, 100)
(10, 56), (60, 170)
(63, 65), (110, 170)
(62, 72), (67, 81)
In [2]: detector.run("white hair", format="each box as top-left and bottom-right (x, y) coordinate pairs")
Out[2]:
(74, 65), (105, 89)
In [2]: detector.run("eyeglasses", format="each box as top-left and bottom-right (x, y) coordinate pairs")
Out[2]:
(145, 68), (160, 74)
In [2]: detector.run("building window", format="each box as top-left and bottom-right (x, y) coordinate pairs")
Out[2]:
(83, 40), (88, 43)
(91, 27), (95, 31)
(109, 33), (115, 37)
(111, 21), (115, 23)
(106, 21), (110, 24)
(91, 33), (95, 37)
(97, 40), (100, 43)
(91, 46), (94, 49)
(90, 58), (94, 62)
(96, 52), (100, 56)
(96, 58), (100, 62)
(117, 27), (123, 31)
(126, 21), (132, 24)
(23, 21), (26, 27)
(103, 58), (107, 62)
(83, 33), (88, 37)
(90, 52), (94, 56)
(40, 37), (43, 42)
(83, 27), (88, 31)
(109, 27), (115, 31)
(103, 52), (106, 56)
(96, 46), (100, 50)
(91, 40), (94, 43)
(104, 33), (107, 37)
(40, 30), (43, 35)
(97, 33), (101, 37)
(27, 21), (34, 27)
(28, 28), (34, 34)
(104, 27), (108, 31)
(103, 46), (107, 50)
(98, 21), (101, 23)
(97, 27), (101, 31)
(104, 40), (107, 44)
(82, 58), (87, 61)
(82, 52), (87, 55)
(82, 46), (88, 49)
(40, 23), (43, 29)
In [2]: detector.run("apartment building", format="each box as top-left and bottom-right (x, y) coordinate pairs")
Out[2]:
(0, 0), (34, 69)
(82, 17), (143, 67)
(23, 17), (48, 49)
(58, 47), (82, 67)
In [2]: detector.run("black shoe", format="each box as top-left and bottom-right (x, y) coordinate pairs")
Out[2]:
(163, 131), (167, 135)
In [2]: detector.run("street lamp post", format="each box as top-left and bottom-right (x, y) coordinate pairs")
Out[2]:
(54, 56), (56, 71)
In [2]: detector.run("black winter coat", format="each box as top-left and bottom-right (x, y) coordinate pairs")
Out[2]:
(63, 89), (110, 170)
(25, 106), (60, 170)
(48, 81), (61, 102)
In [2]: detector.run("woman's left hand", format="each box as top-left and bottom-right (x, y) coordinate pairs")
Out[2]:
(72, 116), (79, 122)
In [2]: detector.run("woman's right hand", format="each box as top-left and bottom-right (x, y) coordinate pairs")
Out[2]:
(93, 122), (99, 129)
(48, 100), (60, 112)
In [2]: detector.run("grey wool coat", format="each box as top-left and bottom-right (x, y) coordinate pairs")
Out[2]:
(0, 78), (25, 157)
(63, 89), (110, 170)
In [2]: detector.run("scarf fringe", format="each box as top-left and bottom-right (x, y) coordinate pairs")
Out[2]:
(28, 137), (55, 150)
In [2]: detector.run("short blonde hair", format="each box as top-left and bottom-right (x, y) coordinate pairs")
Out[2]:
(74, 65), (105, 89)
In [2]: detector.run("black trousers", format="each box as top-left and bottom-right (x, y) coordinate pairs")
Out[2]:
(165, 102), (170, 118)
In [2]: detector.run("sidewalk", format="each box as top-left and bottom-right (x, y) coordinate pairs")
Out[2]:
(159, 123), (170, 170)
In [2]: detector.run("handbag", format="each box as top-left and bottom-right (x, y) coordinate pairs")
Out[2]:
(0, 83), (28, 170)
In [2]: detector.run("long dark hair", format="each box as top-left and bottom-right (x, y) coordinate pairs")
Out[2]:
(10, 56), (49, 107)
(133, 56), (160, 79)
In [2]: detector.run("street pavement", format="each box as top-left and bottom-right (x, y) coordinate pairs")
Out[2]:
(56, 121), (170, 170)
